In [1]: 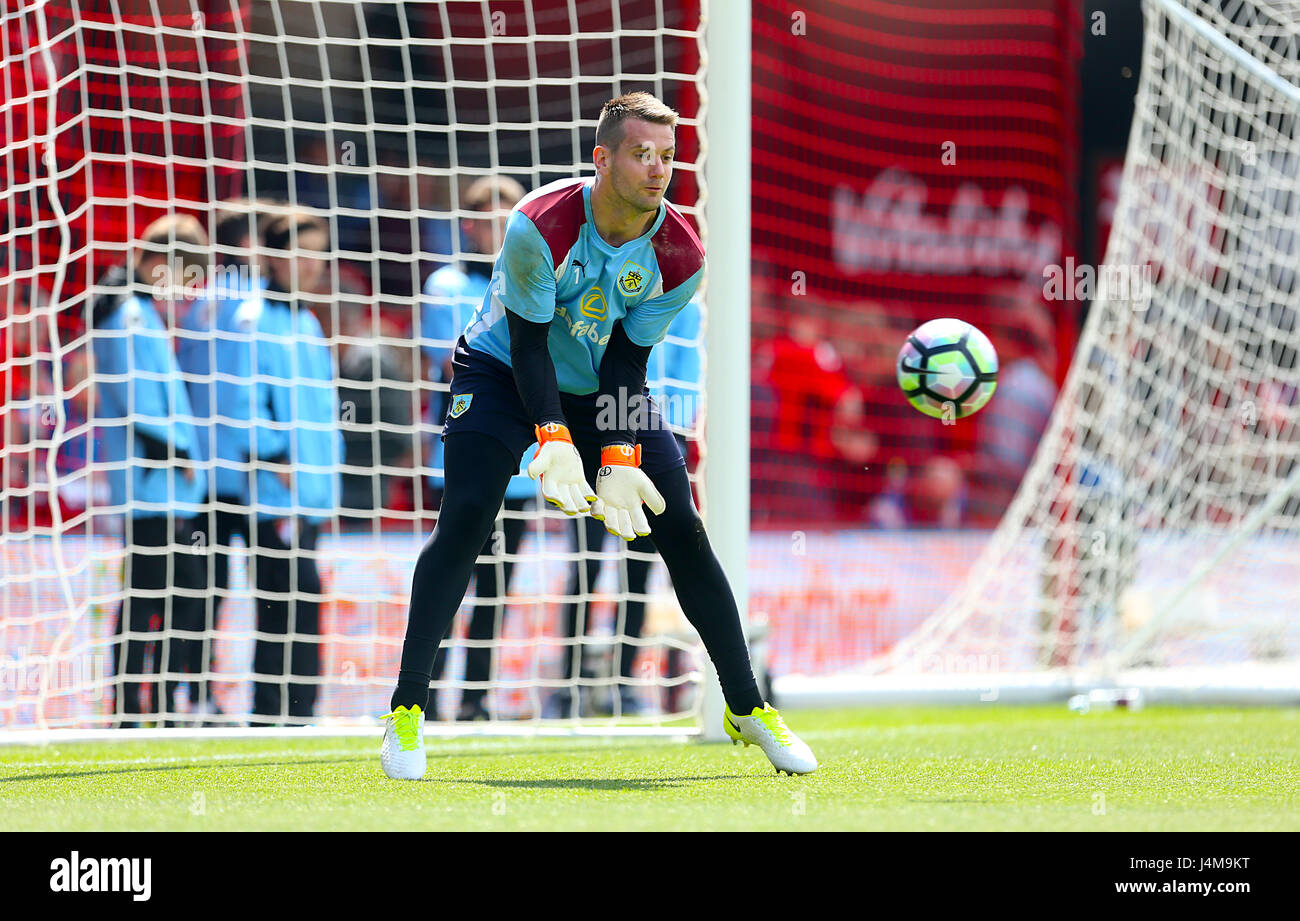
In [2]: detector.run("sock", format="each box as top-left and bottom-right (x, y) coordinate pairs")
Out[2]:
(391, 679), (430, 713)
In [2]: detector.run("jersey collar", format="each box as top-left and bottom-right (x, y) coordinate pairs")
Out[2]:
(582, 178), (667, 254)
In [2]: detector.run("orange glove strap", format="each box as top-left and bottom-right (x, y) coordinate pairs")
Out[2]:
(535, 422), (574, 446)
(600, 443), (642, 467)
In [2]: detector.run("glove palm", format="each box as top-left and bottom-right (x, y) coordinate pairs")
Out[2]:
(528, 436), (595, 515)
(591, 446), (666, 540)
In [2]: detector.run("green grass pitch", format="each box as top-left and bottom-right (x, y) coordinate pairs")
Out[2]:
(2, 706), (1296, 831)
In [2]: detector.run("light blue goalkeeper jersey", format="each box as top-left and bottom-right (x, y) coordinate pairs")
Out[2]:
(463, 177), (705, 395)
(421, 264), (537, 500)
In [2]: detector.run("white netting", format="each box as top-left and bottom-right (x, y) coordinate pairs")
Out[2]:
(870, 0), (1300, 693)
(1, 0), (710, 730)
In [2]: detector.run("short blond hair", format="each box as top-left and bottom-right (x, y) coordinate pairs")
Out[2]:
(135, 214), (209, 275)
(464, 176), (526, 212)
(595, 91), (678, 150)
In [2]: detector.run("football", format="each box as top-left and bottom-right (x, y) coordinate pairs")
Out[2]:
(896, 318), (999, 419)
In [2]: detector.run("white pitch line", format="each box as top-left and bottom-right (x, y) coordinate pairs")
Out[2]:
(0, 733), (691, 772)
(0, 724), (697, 747)
(0, 748), (367, 772)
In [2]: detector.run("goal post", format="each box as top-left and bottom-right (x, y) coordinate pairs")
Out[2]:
(1, 0), (742, 736)
(698, 0), (750, 743)
(778, 0), (1300, 708)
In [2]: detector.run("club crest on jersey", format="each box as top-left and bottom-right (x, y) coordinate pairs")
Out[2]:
(579, 287), (608, 320)
(617, 262), (647, 297)
(449, 394), (473, 418)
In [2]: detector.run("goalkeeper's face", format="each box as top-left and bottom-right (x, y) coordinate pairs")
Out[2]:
(603, 119), (675, 214)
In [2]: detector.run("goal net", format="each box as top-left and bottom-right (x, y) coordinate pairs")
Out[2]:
(781, 0), (1300, 705)
(1, 0), (713, 732)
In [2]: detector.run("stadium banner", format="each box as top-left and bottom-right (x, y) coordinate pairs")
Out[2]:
(752, 0), (1080, 347)
(749, 0), (1081, 525)
(1, 529), (992, 728)
(9, 525), (1289, 728)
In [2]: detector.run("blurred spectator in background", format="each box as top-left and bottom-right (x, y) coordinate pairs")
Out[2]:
(869, 455), (967, 529)
(546, 299), (702, 719)
(175, 199), (268, 720)
(90, 215), (209, 726)
(337, 301), (417, 520)
(971, 286), (1058, 524)
(752, 296), (874, 523)
(240, 210), (343, 725)
(420, 176), (537, 721)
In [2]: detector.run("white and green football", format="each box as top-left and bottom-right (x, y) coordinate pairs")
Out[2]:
(896, 318), (999, 419)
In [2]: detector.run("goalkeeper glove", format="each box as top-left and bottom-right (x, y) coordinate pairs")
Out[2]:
(591, 443), (666, 540)
(528, 422), (595, 515)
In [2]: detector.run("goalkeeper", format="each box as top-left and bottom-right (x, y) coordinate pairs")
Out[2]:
(382, 92), (817, 778)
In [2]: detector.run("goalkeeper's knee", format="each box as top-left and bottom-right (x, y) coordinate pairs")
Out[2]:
(433, 491), (501, 547)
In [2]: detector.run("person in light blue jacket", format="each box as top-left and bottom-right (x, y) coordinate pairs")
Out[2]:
(421, 176), (540, 721)
(235, 210), (342, 725)
(174, 202), (267, 720)
(90, 215), (210, 727)
(550, 299), (701, 718)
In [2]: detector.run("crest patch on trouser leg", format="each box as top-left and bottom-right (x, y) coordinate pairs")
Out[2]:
(449, 394), (473, 418)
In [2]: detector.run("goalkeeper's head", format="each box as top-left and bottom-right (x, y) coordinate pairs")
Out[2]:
(594, 91), (678, 214)
(134, 214), (210, 307)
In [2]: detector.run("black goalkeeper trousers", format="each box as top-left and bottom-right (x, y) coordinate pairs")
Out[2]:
(394, 432), (762, 716)
(428, 496), (529, 713)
